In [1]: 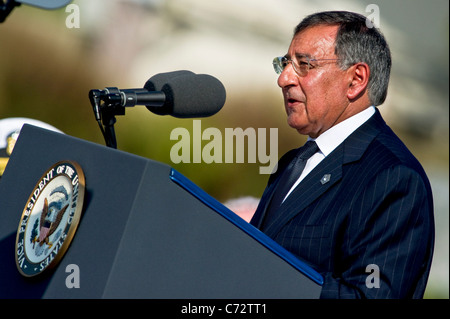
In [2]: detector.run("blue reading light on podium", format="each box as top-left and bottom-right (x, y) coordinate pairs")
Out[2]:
(15, 0), (71, 9)
(1, 0), (72, 23)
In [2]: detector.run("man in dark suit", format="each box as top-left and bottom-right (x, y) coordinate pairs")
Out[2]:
(250, 11), (434, 298)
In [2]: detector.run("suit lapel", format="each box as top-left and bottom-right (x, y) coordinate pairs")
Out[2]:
(261, 109), (385, 238)
(250, 148), (298, 228)
(250, 179), (277, 228)
(263, 146), (344, 237)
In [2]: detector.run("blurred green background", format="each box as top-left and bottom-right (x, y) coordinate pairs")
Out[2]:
(0, 0), (448, 298)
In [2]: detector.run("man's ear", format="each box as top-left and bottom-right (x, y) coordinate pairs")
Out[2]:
(347, 63), (370, 101)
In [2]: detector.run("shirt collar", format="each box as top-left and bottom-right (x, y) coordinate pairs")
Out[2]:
(309, 106), (376, 156)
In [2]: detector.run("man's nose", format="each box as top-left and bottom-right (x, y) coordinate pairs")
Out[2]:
(277, 62), (298, 88)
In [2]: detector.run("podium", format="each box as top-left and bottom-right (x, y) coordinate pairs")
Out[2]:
(0, 125), (322, 298)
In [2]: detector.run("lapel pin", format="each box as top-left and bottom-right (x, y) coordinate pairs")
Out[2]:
(320, 174), (331, 185)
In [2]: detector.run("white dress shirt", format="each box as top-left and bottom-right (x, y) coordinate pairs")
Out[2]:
(283, 106), (376, 201)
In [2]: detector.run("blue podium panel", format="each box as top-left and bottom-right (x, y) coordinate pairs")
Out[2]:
(0, 125), (322, 298)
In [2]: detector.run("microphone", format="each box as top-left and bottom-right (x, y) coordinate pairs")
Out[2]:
(144, 70), (195, 91)
(109, 70), (195, 109)
(95, 71), (226, 118)
(89, 70), (226, 148)
(104, 87), (166, 108)
(146, 72), (226, 118)
(143, 70), (194, 115)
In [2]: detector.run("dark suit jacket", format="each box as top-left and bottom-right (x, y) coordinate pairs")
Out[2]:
(250, 109), (435, 299)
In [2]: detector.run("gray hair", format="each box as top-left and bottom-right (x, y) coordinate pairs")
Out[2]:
(294, 11), (392, 106)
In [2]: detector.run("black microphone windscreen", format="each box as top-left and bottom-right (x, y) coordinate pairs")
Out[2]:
(144, 70), (195, 115)
(144, 70), (195, 91)
(156, 73), (226, 118)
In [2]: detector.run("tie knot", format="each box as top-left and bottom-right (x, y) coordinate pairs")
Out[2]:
(297, 141), (319, 160)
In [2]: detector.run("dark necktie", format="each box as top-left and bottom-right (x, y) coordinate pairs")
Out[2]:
(262, 140), (319, 227)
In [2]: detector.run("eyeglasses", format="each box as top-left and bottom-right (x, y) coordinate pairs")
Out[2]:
(273, 56), (339, 77)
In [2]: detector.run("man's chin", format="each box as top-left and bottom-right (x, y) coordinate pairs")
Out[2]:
(288, 122), (318, 138)
(287, 118), (307, 134)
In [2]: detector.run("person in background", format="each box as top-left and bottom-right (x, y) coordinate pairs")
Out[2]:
(0, 117), (63, 177)
(224, 196), (259, 223)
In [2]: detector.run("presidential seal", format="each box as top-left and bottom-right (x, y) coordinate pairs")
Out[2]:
(15, 161), (85, 277)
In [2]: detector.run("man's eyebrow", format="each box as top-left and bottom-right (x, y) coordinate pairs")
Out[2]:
(295, 53), (313, 59)
(285, 52), (313, 59)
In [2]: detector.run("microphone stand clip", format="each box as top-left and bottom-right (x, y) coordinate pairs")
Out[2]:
(89, 87), (126, 149)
